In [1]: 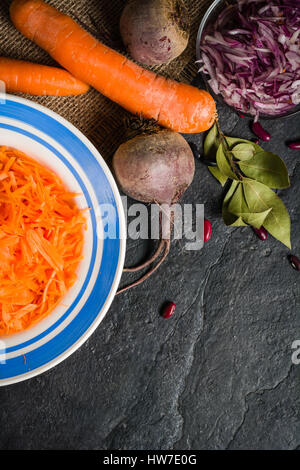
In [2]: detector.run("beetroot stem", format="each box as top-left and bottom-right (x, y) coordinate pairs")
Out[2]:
(117, 209), (173, 294)
(122, 210), (171, 273)
(117, 239), (171, 295)
(123, 237), (166, 273)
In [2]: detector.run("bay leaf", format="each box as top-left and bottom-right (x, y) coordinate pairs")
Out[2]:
(227, 183), (249, 215)
(216, 144), (238, 180)
(226, 183), (272, 228)
(231, 143), (256, 161)
(243, 179), (291, 248)
(204, 123), (219, 159)
(208, 166), (228, 187)
(237, 209), (272, 229)
(238, 151), (290, 189)
(222, 181), (240, 226)
(229, 216), (248, 227)
(225, 136), (262, 153)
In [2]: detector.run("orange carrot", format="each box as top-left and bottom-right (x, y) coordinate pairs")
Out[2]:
(0, 57), (89, 96)
(10, 0), (216, 133)
(0, 146), (86, 336)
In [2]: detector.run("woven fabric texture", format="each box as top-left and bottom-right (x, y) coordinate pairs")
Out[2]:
(0, 0), (213, 158)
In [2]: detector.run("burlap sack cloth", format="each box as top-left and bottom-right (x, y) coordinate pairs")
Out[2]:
(0, 0), (213, 159)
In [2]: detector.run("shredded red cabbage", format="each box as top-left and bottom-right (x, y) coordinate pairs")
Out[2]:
(198, 0), (300, 118)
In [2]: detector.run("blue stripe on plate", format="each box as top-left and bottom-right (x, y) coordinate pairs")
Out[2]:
(0, 122), (96, 354)
(0, 99), (121, 380)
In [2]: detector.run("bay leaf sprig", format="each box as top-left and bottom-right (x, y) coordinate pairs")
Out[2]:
(205, 122), (291, 248)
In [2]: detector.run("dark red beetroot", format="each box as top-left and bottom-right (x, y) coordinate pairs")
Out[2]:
(120, 0), (190, 66)
(113, 130), (194, 206)
(113, 127), (195, 294)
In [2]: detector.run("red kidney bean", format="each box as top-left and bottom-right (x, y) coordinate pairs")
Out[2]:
(162, 302), (176, 319)
(253, 226), (268, 241)
(288, 255), (300, 271)
(288, 142), (300, 150)
(204, 219), (212, 243)
(252, 122), (271, 142)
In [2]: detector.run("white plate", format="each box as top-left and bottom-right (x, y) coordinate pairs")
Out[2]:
(0, 95), (126, 386)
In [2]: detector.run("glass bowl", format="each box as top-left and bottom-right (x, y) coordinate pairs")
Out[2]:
(196, 0), (300, 120)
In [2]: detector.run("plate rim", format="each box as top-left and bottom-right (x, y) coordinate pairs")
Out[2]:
(0, 94), (126, 386)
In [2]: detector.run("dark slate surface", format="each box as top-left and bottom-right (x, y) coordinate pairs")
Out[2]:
(1, 77), (300, 450)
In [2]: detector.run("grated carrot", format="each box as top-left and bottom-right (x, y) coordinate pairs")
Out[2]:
(0, 146), (86, 336)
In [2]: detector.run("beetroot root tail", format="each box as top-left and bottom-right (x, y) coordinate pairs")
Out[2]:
(123, 238), (165, 273)
(117, 239), (170, 295)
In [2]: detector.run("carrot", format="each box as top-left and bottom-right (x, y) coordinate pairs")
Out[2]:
(0, 57), (89, 96)
(0, 146), (86, 336)
(10, 0), (216, 133)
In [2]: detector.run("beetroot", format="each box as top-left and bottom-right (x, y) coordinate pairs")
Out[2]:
(113, 130), (194, 205)
(120, 0), (190, 66)
(113, 126), (195, 294)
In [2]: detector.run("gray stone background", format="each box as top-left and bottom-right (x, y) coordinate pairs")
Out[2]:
(0, 75), (300, 450)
